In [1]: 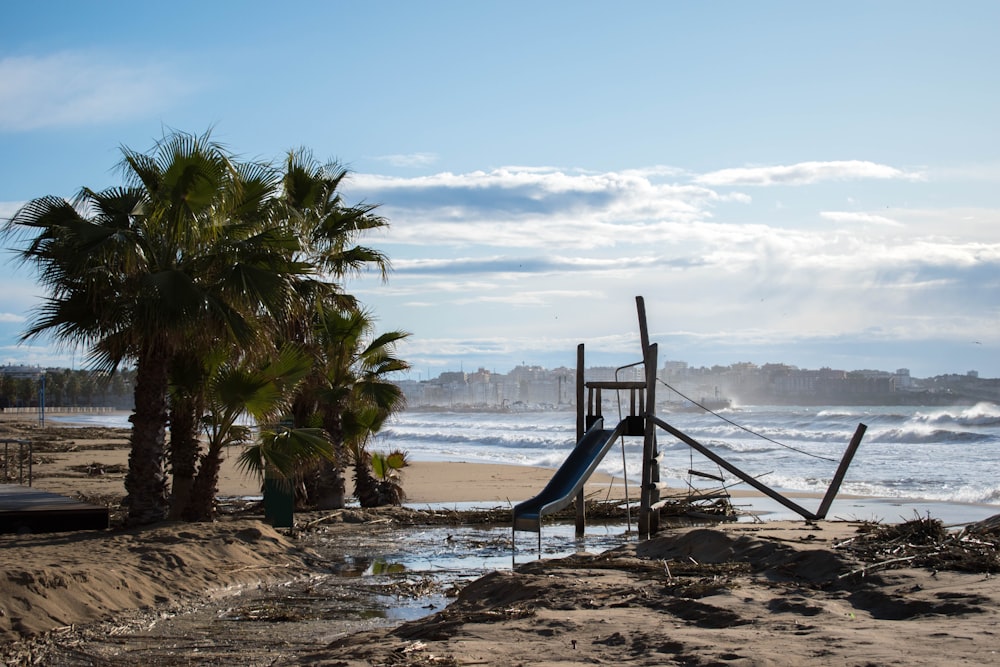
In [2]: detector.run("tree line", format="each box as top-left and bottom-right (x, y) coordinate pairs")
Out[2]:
(2, 130), (410, 525)
(0, 368), (136, 409)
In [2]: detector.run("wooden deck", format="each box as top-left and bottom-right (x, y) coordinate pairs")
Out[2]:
(0, 484), (109, 534)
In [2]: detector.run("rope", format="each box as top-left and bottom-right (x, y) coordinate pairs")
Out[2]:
(613, 364), (638, 533)
(657, 379), (838, 463)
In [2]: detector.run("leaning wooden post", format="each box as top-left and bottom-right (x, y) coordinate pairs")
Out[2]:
(575, 343), (586, 536)
(636, 295), (650, 350)
(816, 423), (868, 519)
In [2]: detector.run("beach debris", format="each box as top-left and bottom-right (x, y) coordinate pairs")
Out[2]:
(837, 513), (1000, 577)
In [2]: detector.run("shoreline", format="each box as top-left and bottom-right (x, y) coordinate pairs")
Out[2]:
(3, 411), (998, 526)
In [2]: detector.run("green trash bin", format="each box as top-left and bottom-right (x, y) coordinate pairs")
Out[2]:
(263, 476), (294, 528)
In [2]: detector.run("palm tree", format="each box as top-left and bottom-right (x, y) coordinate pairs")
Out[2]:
(344, 404), (409, 507)
(6, 130), (309, 525)
(6, 185), (172, 522)
(308, 308), (410, 508)
(274, 151), (402, 508)
(185, 344), (329, 521)
(370, 449), (409, 506)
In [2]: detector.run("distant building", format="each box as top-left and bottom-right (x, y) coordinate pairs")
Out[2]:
(393, 359), (997, 409)
(0, 365), (47, 378)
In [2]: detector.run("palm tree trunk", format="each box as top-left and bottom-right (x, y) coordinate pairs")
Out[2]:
(302, 401), (347, 509)
(305, 459), (346, 509)
(167, 395), (200, 520)
(184, 445), (224, 522)
(353, 455), (379, 508)
(124, 347), (171, 526)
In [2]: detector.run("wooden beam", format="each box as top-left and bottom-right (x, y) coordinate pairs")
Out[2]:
(816, 423), (867, 519)
(653, 416), (820, 521)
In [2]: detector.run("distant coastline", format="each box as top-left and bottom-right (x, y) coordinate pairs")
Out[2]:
(395, 362), (999, 412)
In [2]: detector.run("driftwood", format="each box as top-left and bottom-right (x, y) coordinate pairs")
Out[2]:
(836, 513), (1000, 576)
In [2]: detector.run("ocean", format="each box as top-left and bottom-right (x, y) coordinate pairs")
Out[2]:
(373, 403), (1000, 508)
(56, 402), (1000, 512)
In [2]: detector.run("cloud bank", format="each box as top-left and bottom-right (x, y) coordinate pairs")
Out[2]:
(341, 160), (999, 375)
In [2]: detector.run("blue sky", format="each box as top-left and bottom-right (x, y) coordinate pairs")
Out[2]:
(2, 1), (998, 379)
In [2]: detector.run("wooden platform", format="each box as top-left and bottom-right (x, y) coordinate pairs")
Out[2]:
(0, 484), (109, 534)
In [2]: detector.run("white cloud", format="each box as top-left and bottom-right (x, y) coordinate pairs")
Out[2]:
(0, 51), (196, 131)
(347, 167), (728, 250)
(4, 156), (993, 375)
(346, 167), (1000, 300)
(0, 313), (26, 323)
(694, 160), (925, 187)
(0, 340), (81, 368)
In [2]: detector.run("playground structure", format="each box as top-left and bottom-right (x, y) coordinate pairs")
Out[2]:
(512, 296), (868, 556)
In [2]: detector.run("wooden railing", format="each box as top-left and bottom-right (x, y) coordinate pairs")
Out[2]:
(1, 439), (33, 486)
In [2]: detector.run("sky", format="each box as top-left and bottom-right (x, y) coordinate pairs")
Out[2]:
(1, 1), (999, 380)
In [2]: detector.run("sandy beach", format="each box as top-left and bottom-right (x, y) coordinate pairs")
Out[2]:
(1, 411), (623, 505)
(2, 412), (1000, 665)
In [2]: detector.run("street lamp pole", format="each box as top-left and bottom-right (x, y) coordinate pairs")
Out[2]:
(38, 372), (45, 428)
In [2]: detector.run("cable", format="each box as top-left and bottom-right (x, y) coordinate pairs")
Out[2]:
(657, 378), (838, 463)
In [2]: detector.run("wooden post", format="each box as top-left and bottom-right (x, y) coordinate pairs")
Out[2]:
(576, 344), (585, 440)
(816, 423), (867, 519)
(575, 344), (586, 536)
(646, 342), (659, 534)
(635, 296), (662, 536)
(639, 342), (659, 536)
(636, 295), (650, 350)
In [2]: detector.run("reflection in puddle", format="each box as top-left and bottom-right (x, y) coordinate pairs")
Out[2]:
(369, 559), (408, 575)
(307, 520), (634, 623)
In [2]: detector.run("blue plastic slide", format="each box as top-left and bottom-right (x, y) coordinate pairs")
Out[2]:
(512, 417), (626, 533)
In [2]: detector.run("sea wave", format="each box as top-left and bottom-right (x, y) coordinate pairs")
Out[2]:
(379, 427), (574, 451)
(913, 402), (1000, 428)
(47, 406), (1000, 507)
(869, 427), (993, 445)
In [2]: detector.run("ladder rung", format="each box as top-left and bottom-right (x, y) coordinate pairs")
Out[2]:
(585, 381), (647, 390)
(688, 469), (724, 482)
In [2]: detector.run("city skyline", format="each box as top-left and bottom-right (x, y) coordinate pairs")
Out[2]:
(395, 357), (991, 384)
(3, 3), (999, 378)
(5, 349), (993, 382)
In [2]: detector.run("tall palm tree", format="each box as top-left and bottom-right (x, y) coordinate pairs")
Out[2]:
(6, 130), (310, 525)
(274, 151), (402, 508)
(6, 185), (173, 522)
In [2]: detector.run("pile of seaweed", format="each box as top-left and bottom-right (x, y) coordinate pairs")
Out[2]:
(288, 493), (738, 533)
(836, 513), (1000, 576)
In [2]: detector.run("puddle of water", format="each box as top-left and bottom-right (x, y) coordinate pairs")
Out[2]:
(308, 520), (636, 616)
(323, 522), (634, 571)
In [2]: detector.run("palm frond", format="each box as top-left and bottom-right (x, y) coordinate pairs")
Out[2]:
(236, 426), (332, 482)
